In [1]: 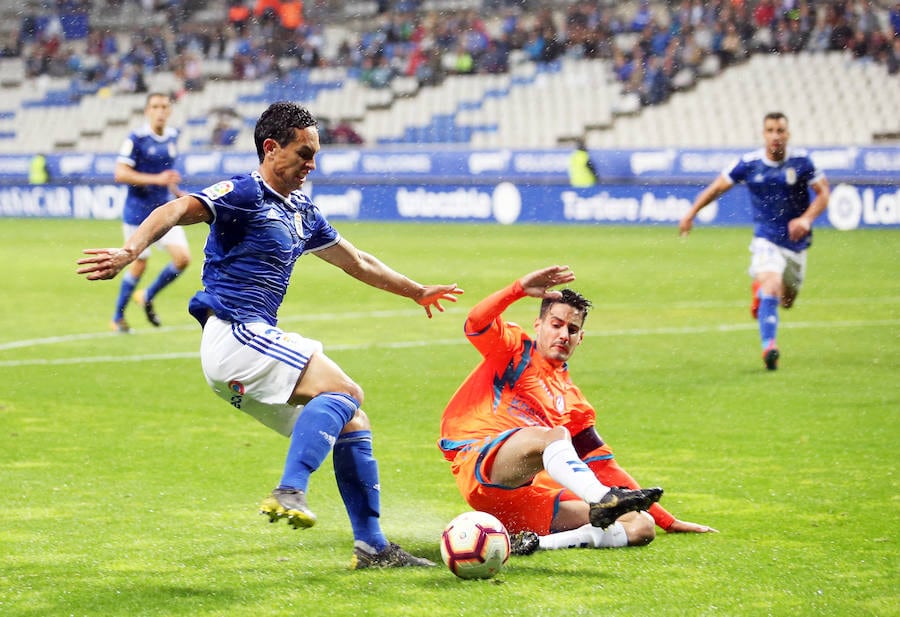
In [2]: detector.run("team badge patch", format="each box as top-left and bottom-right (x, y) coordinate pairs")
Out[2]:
(785, 167), (797, 185)
(203, 180), (235, 200)
(228, 380), (245, 395)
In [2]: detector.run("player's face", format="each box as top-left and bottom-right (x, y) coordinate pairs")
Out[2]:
(145, 96), (172, 135)
(534, 303), (585, 366)
(763, 117), (790, 161)
(262, 126), (319, 195)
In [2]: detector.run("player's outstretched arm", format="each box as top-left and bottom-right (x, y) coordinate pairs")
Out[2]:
(666, 519), (719, 533)
(76, 195), (208, 280)
(680, 175), (732, 237)
(316, 238), (463, 318)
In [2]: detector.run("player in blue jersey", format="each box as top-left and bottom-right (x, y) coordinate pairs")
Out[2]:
(111, 92), (190, 333)
(679, 112), (831, 370)
(78, 101), (463, 569)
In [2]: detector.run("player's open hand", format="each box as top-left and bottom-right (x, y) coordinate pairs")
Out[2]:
(416, 284), (464, 318)
(520, 265), (576, 300)
(678, 214), (694, 237)
(76, 248), (134, 281)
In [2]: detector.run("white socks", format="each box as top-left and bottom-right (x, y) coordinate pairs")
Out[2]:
(538, 523), (629, 550)
(542, 439), (609, 504)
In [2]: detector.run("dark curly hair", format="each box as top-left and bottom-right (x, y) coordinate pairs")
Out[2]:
(540, 288), (592, 322)
(254, 101), (318, 162)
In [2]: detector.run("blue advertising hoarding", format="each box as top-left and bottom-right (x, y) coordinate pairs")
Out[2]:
(1, 179), (897, 230)
(0, 146), (896, 228)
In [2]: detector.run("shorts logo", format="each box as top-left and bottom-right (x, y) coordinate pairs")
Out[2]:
(203, 180), (235, 200)
(228, 379), (244, 409)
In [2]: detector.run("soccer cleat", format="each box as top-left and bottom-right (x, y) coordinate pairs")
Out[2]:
(110, 318), (132, 334)
(750, 280), (762, 320)
(510, 531), (540, 556)
(259, 488), (316, 529)
(132, 289), (161, 327)
(763, 342), (780, 371)
(350, 542), (436, 570)
(589, 486), (663, 529)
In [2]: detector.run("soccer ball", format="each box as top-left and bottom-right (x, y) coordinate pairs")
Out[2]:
(440, 511), (511, 579)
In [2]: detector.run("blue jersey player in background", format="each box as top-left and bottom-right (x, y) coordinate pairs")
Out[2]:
(78, 101), (463, 569)
(111, 92), (190, 332)
(679, 112), (831, 370)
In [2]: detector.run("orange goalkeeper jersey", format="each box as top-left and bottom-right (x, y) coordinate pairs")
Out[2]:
(438, 280), (596, 461)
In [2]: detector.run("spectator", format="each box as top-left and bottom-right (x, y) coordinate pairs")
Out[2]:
(228, 0), (251, 35)
(887, 36), (900, 75)
(331, 120), (364, 145)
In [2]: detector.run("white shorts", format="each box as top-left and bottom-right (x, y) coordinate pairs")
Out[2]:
(199, 315), (323, 436)
(748, 237), (806, 293)
(123, 223), (188, 260)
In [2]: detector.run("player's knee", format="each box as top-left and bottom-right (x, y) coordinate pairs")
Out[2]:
(625, 511), (656, 546)
(546, 426), (571, 445)
(343, 381), (364, 406)
(342, 408), (371, 432)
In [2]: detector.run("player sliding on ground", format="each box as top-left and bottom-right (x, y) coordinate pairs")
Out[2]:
(439, 265), (716, 555)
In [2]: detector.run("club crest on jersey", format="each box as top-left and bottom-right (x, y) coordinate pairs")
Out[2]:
(203, 180), (235, 200)
(785, 167), (797, 185)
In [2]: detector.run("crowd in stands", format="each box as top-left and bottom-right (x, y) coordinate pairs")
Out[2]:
(5, 1), (900, 127)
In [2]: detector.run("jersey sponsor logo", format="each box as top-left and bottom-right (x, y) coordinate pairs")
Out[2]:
(202, 180), (234, 200)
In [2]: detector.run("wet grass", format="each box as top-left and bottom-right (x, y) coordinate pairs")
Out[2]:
(1, 219), (897, 616)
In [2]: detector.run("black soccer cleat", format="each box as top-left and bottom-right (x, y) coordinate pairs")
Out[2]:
(349, 542), (436, 570)
(133, 289), (161, 327)
(589, 486), (663, 529)
(763, 344), (780, 371)
(510, 531), (540, 556)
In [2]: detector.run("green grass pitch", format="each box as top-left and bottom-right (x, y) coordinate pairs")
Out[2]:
(1, 219), (897, 616)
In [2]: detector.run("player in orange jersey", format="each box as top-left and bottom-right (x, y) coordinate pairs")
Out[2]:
(439, 265), (716, 554)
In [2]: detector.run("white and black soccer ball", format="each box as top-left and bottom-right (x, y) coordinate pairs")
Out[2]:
(440, 511), (511, 580)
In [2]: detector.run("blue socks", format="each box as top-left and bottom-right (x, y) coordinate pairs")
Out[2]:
(334, 430), (387, 552)
(114, 271), (138, 320)
(145, 263), (183, 302)
(758, 294), (779, 349)
(278, 392), (359, 492)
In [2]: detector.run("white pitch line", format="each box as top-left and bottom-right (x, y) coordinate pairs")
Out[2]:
(3, 296), (898, 353)
(1, 318), (897, 369)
